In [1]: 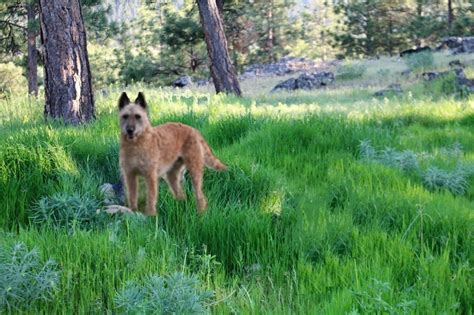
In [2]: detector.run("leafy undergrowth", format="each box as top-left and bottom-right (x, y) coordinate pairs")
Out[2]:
(0, 87), (473, 314)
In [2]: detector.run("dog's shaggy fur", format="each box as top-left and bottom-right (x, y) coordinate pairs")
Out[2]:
(118, 92), (226, 215)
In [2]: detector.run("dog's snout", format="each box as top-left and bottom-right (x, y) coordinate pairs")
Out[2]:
(126, 127), (134, 136)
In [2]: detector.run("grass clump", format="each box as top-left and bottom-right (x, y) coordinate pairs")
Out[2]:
(403, 50), (434, 71)
(0, 243), (60, 312)
(423, 165), (471, 195)
(30, 192), (105, 230)
(336, 62), (366, 80)
(358, 139), (474, 195)
(114, 272), (214, 315)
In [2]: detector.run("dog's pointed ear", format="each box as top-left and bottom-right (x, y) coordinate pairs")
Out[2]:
(118, 92), (130, 110)
(135, 92), (147, 109)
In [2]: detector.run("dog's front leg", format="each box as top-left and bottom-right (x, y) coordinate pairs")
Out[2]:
(145, 175), (158, 216)
(124, 172), (138, 211)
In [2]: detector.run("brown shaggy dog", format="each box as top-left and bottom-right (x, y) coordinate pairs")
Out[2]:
(118, 92), (226, 215)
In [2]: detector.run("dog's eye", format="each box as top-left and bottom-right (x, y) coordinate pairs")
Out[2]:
(135, 115), (141, 120)
(122, 114), (129, 120)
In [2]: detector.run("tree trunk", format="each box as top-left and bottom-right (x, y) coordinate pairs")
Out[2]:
(447, 0), (454, 33)
(27, 1), (38, 97)
(265, 0), (274, 63)
(216, 0), (224, 15)
(39, 0), (95, 124)
(197, 0), (241, 96)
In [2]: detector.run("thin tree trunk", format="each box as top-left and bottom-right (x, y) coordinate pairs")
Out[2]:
(39, 0), (95, 124)
(197, 0), (241, 96)
(27, 1), (38, 97)
(447, 0), (454, 33)
(265, 0), (274, 62)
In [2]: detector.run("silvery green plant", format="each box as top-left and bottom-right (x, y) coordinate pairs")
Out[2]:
(423, 166), (469, 195)
(358, 139), (377, 161)
(0, 243), (60, 312)
(30, 192), (106, 230)
(440, 142), (463, 159)
(359, 139), (472, 195)
(114, 272), (214, 314)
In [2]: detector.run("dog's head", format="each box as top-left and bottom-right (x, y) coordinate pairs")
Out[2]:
(118, 92), (150, 141)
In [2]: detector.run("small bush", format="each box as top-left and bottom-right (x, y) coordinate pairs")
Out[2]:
(358, 140), (474, 195)
(429, 73), (461, 96)
(403, 50), (434, 71)
(336, 62), (366, 80)
(0, 243), (60, 312)
(30, 192), (105, 230)
(114, 272), (214, 314)
(423, 166), (470, 195)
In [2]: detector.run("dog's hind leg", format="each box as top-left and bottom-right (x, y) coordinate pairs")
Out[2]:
(184, 158), (207, 213)
(165, 158), (186, 200)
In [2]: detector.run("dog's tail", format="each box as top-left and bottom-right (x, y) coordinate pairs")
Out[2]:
(199, 137), (227, 171)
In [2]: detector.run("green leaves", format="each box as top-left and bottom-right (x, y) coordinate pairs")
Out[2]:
(0, 243), (60, 312)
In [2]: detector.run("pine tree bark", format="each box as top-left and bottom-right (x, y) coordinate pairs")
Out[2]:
(27, 1), (38, 97)
(197, 0), (241, 96)
(39, 0), (95, 124)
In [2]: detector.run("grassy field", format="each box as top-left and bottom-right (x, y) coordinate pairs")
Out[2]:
(0, 53), (473, 314)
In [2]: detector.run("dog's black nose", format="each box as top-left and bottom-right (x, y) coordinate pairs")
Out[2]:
(126, 128), (134, 136)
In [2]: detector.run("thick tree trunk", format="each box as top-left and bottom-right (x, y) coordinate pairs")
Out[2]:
(216, 0), (224, 15)
(39, 0), (95, 124)
(197, 0), (241, 96)
(27, 2), (38, 97)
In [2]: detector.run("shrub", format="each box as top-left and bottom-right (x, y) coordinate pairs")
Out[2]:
(30, 192), (105, 230)
(114, 272), (214, 314)
(0, 62), (27, 97)
(336, 62), (366, 80)
(422, 166), (470, 195)
(429, 73), (461, 96)
(403, 50), (434, 71)
(0, 243), (60, 312)
(358, 140), (473, 195)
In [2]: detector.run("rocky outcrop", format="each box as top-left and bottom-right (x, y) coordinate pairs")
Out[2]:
(422, 68), (465, 81)
(172, 75), (193, 88)
(400, 46), (431, 58)
(241, 56), (319, 79)
(422, 68), (474, 93)
(448, 60), (465, 68)
(272, 71), (335, 92)
(437, 37), (474, 54)
(373, 84), (403, 97)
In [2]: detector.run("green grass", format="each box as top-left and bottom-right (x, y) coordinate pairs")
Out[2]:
(0, 54), (473, 314)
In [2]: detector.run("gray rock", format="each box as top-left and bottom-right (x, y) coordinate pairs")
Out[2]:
(196, 79), (210, 86)
(373, 84), (403, 97)
(437, 36), (474, 54)
(422, 68), (465, 81)
(422, 68), (473, 93)
(401, 69), (412, 77)
(241, 56), (319, 78)
(172, 75), (193, 88)
(448, 60), (465, 68)
(400, 46), (431, 58)
(272, 71), (334, 92)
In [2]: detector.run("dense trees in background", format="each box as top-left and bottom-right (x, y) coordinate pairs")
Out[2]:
(1, 0), (473, 94)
